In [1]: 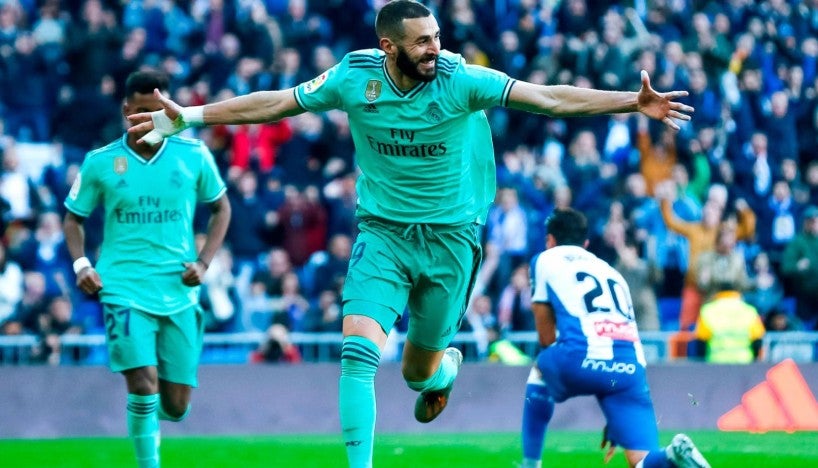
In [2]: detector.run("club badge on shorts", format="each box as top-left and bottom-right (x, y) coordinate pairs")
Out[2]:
(114, 156), (128, 175)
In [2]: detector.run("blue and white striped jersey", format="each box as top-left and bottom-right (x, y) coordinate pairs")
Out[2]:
(530, 245), (646, 367)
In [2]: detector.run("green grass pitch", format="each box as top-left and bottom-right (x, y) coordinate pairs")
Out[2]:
(2, 431), (817, 467)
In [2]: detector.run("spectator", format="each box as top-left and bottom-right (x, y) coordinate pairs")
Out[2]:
(250, 323), (303, 364)
(696, 223), (752, 300)
(780, 205), (818, 330)
(657, 180), (756, 330)
(275, 185), (327, 267)
(461, 293), (497, 359)
(756, 180), (802, 267)
(615, 237), (661, 332)
(636, 114), (675, 197)
(251, 247), (292, 298)
(485, 186), (529, 290)
(323, 170), (358, 239)
(0, 241), (23, 326)
(34, 295), (82, 365)
(51, 78), (121, 165)
(743, 251), (785, 319)
(2, 33), (51, 141)
(303, 289), (342, 333)
(269, 271), (310, 332)
(735, 132), (775, 208)
(13, 211), (72, 298)
(693, 283), (765, 364)
(64, 0), (121, 90)
(200, 246), (240, 333)
(764, 91), (799, 163)
(5, 271), (50, 335)
(0, 143), (45, 228)
(229, 120), (293, 175)
(310, 233), (351, 297)
(225, 170), (275, 294)
(496, 264), (533, 333)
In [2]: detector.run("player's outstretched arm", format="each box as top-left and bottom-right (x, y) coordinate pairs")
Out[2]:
(127, 89), (305, 145)
(507, 70), (693, 130)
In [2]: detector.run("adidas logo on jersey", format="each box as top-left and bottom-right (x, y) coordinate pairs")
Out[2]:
(363, 103), (379, 113)
(116, 179), (128, 189)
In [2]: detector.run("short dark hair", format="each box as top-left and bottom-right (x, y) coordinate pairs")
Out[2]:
(124, 69), (170, 98)
(546, 208), (588, 247)
(375, 0), (432, 40)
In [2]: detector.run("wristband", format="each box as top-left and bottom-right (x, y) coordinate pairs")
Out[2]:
(73, 257), (92, 274)
(181, 106), (205, 127)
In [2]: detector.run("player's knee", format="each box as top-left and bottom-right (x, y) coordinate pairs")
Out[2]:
(160, 399), (191, 421)
(401, 359), (436, 382)
(124, 367), (159, 395)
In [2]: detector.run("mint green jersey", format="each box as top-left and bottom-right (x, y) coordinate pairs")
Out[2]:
(64, 135), (226, 315)
(294, 49), (515, 225)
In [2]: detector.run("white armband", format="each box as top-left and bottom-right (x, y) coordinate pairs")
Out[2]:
(73, 256), (92, 274)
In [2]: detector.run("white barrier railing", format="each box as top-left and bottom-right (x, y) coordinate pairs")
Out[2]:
(0, 331), (815, 365)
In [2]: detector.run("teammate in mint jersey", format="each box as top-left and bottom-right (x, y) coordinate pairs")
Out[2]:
(126, 2), (693, 466)
(523, 208), (709, 468)
(63, 70), (231, 468)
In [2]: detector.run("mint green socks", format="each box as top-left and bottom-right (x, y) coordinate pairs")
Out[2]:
(406, 349), (458, 393)
(126, 393), (160, 468)
(339, 336), (381, 468)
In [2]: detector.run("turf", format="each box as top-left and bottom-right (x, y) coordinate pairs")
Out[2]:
(1, 431), (817, 467)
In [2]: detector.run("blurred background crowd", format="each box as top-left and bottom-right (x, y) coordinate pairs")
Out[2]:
(0, 0), (817, 364)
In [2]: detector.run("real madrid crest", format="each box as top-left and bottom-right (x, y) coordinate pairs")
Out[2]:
(425, 102), (442, 123)
(365, 80), (382, 102)
(114, 156), (128, 175)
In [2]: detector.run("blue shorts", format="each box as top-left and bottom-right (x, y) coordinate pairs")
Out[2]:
(536, 344), (659, 451)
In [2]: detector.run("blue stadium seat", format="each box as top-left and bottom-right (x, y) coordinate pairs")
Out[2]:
(658, 297), (681, 331)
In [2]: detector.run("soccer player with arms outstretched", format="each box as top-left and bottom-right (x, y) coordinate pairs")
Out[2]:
(126, 2), (692, 466)
(523, 208), (709, 468)
(63, 70), (231, 468)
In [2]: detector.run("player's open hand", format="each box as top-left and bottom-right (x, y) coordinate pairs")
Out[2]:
(182, 260), (207, 287)
(637, 70), (694, 131)
(127, 89), (184, 145)
(76, 267), (103, 295)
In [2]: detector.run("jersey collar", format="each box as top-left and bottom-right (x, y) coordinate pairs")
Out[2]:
(382, 60), (429, 99)
(121, 134), (168, 165)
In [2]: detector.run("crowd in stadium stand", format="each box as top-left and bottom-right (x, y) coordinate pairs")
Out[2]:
(0, 0), (817, 364)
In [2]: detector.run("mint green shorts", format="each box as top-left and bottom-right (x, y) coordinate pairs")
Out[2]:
(103, 304), (204, 387)
(342, 218), (482, 351)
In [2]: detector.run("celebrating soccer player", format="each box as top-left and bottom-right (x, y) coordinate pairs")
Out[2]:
(522, 208), (709, 468)
(63, 70), (231, 468)
(125, 1), (692, 466)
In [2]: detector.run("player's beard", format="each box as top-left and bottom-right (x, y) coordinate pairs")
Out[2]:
(396, 46), (437, 82)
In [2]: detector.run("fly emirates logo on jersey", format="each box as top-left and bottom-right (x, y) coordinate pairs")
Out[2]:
(593, 320), (638, 342)
(113, 196), (183, 224)
(366, 128), (448, 158)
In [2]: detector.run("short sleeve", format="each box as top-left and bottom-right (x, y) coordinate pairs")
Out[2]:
(462, 64), (516, 111)
(64, 156), (101, 217)
(294, 62), (345, 113)
(530, 252), (550, 303)
(197, 143), (227, 203)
